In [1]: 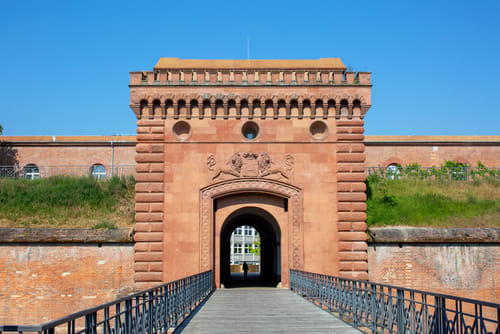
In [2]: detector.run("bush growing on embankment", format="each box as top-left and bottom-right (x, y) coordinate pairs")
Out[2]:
(0, 176), (135, 228)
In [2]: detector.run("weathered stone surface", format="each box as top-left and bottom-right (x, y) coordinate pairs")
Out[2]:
(368, 227), (500, 244)
(0, 243), (135, 325)
(0, 228), (133, 243)
(368, 242), (500, 303)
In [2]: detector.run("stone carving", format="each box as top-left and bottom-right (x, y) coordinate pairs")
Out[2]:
(207, 152), (294, 181)
(259, 153), (294, 179)
(207, 153), (242, 179)
(199, 178), (304, 272)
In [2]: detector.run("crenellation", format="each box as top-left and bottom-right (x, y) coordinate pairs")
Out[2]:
(345, 72), (355, 84)
(130, 68), (371, 86)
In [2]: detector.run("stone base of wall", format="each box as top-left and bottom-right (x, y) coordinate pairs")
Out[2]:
(368, 227), (500, 303)
(0, 229), (134, 325)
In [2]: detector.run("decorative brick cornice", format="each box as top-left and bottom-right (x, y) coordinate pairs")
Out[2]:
(130, 94), (370, 120)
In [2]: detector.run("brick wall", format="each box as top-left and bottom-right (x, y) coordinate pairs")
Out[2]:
(0, 243), (134, 325)
(367, 228), (500, 303)
(365, 137), (500, 167)
(2, 136), (499, 169)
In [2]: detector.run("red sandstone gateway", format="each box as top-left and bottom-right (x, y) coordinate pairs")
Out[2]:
(129, 58), (372, 289)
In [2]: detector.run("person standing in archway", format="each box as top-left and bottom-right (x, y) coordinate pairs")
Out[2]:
(242, 261), (249, 280)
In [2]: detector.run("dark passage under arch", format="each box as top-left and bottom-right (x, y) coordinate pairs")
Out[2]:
(220, 207), (281, 288)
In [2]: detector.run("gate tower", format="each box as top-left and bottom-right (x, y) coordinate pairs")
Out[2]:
(129, 58), (372, 289)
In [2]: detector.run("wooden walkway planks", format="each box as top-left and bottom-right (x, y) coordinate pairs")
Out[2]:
(175, 288), (361, 333)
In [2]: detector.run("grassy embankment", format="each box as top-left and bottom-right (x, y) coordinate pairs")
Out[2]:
(0, 176), (135, 228)
(0, 175), (498, 228)
(366, 176), (500, 227)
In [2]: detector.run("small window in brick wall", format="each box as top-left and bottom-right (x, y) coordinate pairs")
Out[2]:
(90, 164), (106, 179)
(24, 164), (40, 180)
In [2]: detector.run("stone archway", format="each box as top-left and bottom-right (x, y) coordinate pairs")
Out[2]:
(199, 178), (303, 287)
(219, 207), (281, 287)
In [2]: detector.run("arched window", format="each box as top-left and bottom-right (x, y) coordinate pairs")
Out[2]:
(240, 99), (250, 118)
(228, 99), (237, 118)
(190, 99), (199, 119)
(327, 100), (336, 118)
(90, 164), (106, 179)
(278, 99), (286, 117)
(152, 99), (161, 119)
(24, 164), (40, 180)
(302, 99), (311, 118)
(340, 99), (349, 117)
(165, 99), (174, 118)
(178, 99), (187, 118)
(386, 164), (401, 180)
(315, 99), (324, 118)
(140, 100), (148, 118)
(215, 99), (224, 119)
(202, 99), (211, 119)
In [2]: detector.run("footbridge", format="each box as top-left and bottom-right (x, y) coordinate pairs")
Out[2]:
(1, 270), (499, 334)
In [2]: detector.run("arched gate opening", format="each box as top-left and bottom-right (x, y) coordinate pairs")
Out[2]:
(220, 207), (281, 287)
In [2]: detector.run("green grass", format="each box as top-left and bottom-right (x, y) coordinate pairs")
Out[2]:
(0, 176), (135, 228)
(366, 176), (500, 227)
(1, 174), (498, 229)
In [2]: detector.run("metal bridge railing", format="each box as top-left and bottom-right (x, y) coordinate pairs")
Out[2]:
(0, 271), (213, 334)
(367, 166), (500, 181)
(0, 165), (135, 179)
(290, 269), (500, 334)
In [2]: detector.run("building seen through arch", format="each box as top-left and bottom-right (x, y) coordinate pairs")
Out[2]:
(221, 207), (281, 287)
(230, 225), (260, 266)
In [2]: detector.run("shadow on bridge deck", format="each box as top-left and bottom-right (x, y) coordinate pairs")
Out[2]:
(223, 272), (277, 288)
(174, 288), (361, 333)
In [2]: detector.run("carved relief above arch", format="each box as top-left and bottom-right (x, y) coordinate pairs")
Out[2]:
(199, 178), (304, 272)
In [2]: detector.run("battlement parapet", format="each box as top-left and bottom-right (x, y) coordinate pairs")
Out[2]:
(130, 69), (371, 86)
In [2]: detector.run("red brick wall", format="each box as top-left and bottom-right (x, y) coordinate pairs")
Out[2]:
(2, 136), (499, 169)
(365, 142), (500, 167)
(0, 244), (134, 325)
(368, 244), (500, 303)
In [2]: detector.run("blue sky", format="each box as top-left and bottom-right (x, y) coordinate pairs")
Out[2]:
(1, 0), (499, 136)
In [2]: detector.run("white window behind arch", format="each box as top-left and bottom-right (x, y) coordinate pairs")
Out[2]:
(386, 164), (401, 180)
(24, 164), (40, 180)
(91, 164), (106, 179)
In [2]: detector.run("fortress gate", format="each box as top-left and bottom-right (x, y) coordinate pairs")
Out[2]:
(129, 58), (372, 289)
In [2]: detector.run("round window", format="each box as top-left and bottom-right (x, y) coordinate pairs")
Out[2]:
(241, 121), (259, 140)
(309, 121), (328, 140)
(172, 121), (191, 141)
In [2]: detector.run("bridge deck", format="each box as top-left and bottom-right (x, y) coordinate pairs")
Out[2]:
(175, 288), (360, 333)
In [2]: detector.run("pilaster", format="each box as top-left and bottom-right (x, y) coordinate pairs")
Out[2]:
(336, 120), (368, 280)
(134, 119), (165, 289)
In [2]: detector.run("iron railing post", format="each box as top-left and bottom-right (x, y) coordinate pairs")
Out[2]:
(124, 299), (132, 334)
(396, 289), (404, 334)
(148, 291), (153, 334)
(370, 284), (377, 334)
